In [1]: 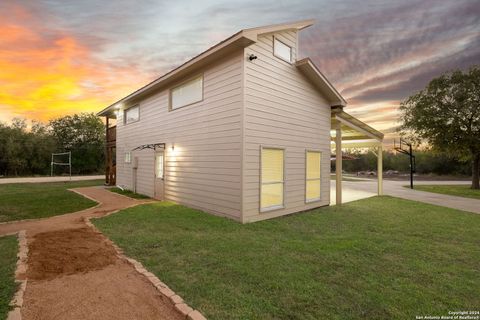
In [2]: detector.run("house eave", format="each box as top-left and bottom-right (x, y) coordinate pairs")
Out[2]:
(295, 58), (347, 107)
(242, 19), (315, 39)
(97, 32), (255, 117)
(98, 19), (317, 118)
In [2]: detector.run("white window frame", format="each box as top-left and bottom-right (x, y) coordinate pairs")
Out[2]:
(273, 36), (292, 63)
(169, 74), (204, 111)
(124, 105), (140, 124)
(305, 150), (322, 203)
(124, 152), (131, 164)
(155, 153), (164, 179)
(260, 146), (285, 212)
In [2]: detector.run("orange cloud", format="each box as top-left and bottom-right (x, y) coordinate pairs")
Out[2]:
(0, 5), (151, 122)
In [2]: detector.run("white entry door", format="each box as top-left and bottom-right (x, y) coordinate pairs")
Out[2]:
(154, 150), (165, 200)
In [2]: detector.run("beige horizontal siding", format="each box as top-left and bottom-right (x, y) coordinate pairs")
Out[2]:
(242, 30), (331, 222)
(117, 29), (334, 223)
(116, 51), (243, 219)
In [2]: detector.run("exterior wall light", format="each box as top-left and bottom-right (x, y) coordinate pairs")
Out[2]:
(170, 143), (178, 157)
(114, 104), (122, 117)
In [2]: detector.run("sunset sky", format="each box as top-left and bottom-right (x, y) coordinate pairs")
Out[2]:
(0, 0), (479, 141)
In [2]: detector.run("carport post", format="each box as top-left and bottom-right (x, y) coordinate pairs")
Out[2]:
(336, 122), (342, 205)
(377, 144), (383, 195)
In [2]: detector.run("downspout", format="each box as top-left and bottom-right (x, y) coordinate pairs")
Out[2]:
(133, 156), (138, 193)
(105, 116), (109, 185)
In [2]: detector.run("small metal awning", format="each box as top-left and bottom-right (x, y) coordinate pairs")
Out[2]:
(131, 143), (165, 151)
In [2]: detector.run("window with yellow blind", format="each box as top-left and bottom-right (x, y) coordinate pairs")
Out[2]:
(261, 147), (284, 211)
(306, 151), (321, 202)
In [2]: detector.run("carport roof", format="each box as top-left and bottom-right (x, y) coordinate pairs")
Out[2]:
(331, 106), (384, 148)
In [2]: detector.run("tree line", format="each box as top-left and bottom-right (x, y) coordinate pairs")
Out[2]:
(0, 111), (471, 179)
(1, 66), (478, 188)
(341, 150), (471, 176)
(0, 113), (105, 177)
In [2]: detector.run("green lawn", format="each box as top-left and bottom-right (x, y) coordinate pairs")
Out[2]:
(94, 197), (480, 319)
(412, 184), (480, 200)
(108, 187), (150, 199)
(0, 236), (18, 320)
(0, 180), (102, 222)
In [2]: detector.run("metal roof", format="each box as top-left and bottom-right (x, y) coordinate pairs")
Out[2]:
(331, 107), (384, 148)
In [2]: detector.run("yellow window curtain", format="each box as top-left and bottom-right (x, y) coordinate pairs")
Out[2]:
(261, 148), (284, 210)
(306, 151), (321, 201)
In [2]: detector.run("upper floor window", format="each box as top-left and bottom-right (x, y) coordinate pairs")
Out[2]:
(273, 37), (292, 63)
(124, 105), (139, 124)
(170, 75), (203, 110)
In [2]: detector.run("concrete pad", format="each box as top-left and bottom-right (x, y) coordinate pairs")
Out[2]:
(331, 179), (480, 214)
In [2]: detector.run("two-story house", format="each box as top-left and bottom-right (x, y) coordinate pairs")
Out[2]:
(98, 20), (384, 223)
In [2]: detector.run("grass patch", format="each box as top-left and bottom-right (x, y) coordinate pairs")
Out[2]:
(411, 184), (480, 200)
(0, 235), (18, 320)
(94, 197), (480, 319)
(108, 187), (150, 199)
(0, 180), (102, 222)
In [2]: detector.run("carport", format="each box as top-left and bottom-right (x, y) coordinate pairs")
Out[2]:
(331, 106), (385, 205)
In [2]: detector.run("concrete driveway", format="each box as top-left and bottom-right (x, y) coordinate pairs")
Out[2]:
(331, 179), (480, 214)
(0, 175), (104, 184)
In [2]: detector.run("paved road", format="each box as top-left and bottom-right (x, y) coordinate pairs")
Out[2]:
(331, 179), (480, 214)
(0, 175), (104, 184)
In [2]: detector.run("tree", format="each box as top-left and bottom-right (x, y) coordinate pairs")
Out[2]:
(49, 113), (105, 174)
(4, 118), (28, 176)
(400, 66), (480, 189)
(0, 119), (57, 176)
(27, 121), (57, 174)
(0, 113), (104, 176)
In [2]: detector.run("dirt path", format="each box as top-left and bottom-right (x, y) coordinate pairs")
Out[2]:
(0, 186), (144, 236)
(1, 187), (183, 320)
